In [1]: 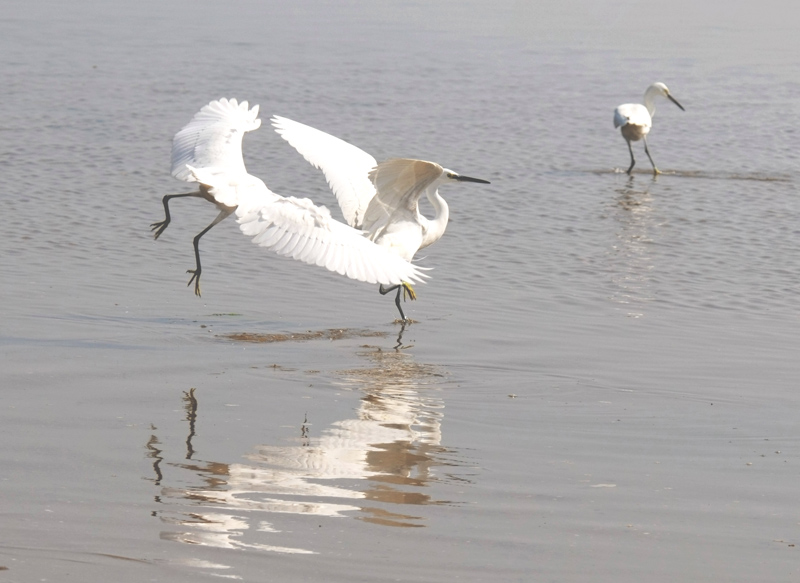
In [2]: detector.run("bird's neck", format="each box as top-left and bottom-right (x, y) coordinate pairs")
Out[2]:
(420, 187), (449, 250)
(643, 87), (659, 117)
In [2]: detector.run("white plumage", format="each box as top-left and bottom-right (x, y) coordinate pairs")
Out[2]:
(152, 98), (428, 302)
(171, 98), (262, 186)
(237, 194), (424, 286)
(613, 82), (685, 175)
(272, 115), (377, 229)
(270, 116), (490, 321)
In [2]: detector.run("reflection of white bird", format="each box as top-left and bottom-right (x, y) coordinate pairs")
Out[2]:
(614, 82), (685, 175)
(151, 98), (427, 302)
(272, 116), (490, 321)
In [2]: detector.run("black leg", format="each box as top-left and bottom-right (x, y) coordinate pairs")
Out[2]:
(379, 282), (416, 323)
(379, 284), (404, 321)
(186, 208), (234, 297)
(626, 140), (636, 175)
(643, 137), (660, 175)
(394, 286), (406, 321)
(151, 192), (199, 239)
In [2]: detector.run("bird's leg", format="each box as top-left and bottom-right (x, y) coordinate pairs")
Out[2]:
(379, 282), (416, 323)
(151, 192), (199, 239)
(625, 140), (636, 175)
(393, 286), (407, 322)
(643, 137), (661, 175)
(379, 284), (405, 321)
(186, 208), (235, 297)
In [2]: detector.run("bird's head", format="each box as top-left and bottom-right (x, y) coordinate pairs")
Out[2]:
(443, 169), (491, 185)
(650, 82), (685, 111)
(370, 159), (490, 196)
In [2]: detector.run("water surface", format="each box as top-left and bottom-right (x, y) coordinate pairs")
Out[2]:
(2, 1), (799, 581)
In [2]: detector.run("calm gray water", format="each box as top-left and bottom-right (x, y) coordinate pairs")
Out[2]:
(2, 0), (800, 581)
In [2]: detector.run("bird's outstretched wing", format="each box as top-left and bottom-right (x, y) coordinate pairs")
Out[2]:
(237, 197), (429, 286)
(172, 98), (262, 183)
(271, 115), (378, 229)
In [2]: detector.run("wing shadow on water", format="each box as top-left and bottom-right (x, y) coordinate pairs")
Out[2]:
(145, 339), (467, 564)
(604, 175), (658, 316)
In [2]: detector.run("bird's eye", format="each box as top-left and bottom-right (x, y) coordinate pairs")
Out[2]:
(446, 172), (456, 179)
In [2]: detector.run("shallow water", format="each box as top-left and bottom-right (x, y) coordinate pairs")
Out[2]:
(2, 0), (800, 581)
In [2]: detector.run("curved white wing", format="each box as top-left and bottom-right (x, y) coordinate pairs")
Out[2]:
(172, 98), (261, 183)
(271, 116), (378, 229)
(614, 103), (651, 129)
(237, 196), (428, 286)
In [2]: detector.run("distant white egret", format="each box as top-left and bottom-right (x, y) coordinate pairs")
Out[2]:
(271, 115), (490, 322)
(152, 98), (427, 299)
(614, 82), (685, 175)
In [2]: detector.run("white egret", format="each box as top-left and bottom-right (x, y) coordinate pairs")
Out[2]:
(614, 82), (685, 175)
(271, 115), (490, 321)
(151, 98), (427, 302)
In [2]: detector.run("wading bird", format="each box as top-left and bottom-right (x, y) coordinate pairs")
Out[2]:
(152, 98), (426, 299)
(152, 99), (488, 323)
(614, 82), (685, 175)
(271, 116), (490, 321)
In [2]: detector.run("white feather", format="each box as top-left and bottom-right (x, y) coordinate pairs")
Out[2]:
(167, 99), (428, 288)
(270, 117), (491, 306)
(235, 196), (428, 286)
(172, 98), (261, 184)
(271, 115), (378, 228)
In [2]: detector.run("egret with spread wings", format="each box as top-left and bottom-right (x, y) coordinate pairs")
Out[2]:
(151, 98), (427, 305)
(614, 82), (685, 175)
(271, 115), (490, 321)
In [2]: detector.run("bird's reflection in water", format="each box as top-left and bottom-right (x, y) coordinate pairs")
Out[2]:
(149, 343), (463, 561)
(607, 175), (659, 316)
(326, 341), (454, 526)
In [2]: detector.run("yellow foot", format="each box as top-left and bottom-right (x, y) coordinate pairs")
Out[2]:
(402, 282), (417, 301)
(653, 168), (662, 175)
(187, 270), (202, 297)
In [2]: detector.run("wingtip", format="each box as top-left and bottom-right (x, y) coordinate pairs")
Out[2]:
(208, 97), (261, 124)
(271, 115), (295, 135)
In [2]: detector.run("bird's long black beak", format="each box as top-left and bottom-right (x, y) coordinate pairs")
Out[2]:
(453, 174), (490, 184)
(668, 94), (685, 111)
